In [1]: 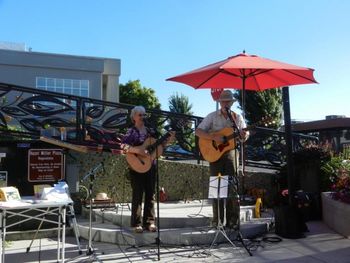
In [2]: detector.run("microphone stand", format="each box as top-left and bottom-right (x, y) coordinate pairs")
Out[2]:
(225, 107), (252, 256)
(144, 119), (161, 261)
(225, 107), (246, 200)
(155, 144), (161, 261)
(80, 162), (104, 257)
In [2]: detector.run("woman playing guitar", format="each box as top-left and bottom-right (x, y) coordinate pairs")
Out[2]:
(121, 106), (175, 233)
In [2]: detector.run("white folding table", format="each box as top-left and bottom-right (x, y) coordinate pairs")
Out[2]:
(0, 199), (70, 263)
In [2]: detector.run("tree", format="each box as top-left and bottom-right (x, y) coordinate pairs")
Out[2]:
(119, 80), (161, 110)
(234, 89), (283, 129)
(168, 93), (195, 151)
(168, 92), (193, 115)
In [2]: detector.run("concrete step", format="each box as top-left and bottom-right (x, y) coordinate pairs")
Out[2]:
(77, 201), (272, 246)
(83, 200), (257, 229)
(77, 218), (269, 246)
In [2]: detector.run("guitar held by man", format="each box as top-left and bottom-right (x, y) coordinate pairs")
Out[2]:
(198, 126), (251, 163)
(195, 90), (249, 230)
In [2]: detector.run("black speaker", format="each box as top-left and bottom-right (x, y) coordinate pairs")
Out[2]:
(274, 205), (308, 239)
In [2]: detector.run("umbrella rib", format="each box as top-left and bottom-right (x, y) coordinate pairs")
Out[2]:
(246, 69), (273, 78)
(197, 71), (222, 88)
(222, 68), (273, 79)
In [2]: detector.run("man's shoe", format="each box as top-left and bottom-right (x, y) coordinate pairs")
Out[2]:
(148, 223), (157, 232)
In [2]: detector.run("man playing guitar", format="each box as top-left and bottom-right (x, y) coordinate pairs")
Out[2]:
(195, 90), (249, 229)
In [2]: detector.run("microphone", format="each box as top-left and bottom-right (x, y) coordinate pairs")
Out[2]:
(80, 161), (104, 182)
(143, 117), (152, 130)
(225, 106), (241, 139)
(144, 118), (160, 137)
(143, 116), (151, 125)
(225, 106), (234, 123)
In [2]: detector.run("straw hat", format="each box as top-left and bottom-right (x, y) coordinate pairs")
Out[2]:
(217, 90), (236, 102)
(95, 192), (109, 200)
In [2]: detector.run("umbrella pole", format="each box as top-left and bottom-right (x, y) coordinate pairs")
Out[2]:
(282, 86), (295, 205)
(240, 77), (247, 200)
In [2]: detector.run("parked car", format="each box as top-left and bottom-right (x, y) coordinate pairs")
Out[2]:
(164, 145), (194, 159)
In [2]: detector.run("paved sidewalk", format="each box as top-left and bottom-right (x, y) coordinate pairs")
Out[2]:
(3, 221), (350, 262)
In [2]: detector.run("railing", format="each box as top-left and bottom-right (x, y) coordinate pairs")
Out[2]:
(0, 82), (202, 159)
(0, 82), (318, 169)
(245, 127), (318, 169)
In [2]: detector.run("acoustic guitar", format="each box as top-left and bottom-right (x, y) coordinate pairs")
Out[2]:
(198, 127), (253, 162)
(126, 120), (185, 173)
(198, 115), (273, 162)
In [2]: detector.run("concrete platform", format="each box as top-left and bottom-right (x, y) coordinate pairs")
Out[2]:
(77, 200), (272, 247)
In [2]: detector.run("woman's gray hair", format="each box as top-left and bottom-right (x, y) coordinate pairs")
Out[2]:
(130, 106), (146, 122)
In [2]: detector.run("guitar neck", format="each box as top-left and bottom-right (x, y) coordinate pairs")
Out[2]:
(146, 120), (184, 153)
(224, 127), (249, 141)
(147, 132), (171, 152)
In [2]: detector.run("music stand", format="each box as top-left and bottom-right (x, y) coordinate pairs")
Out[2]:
(208, 174), (236, 249)
(208, 174), (252, 256)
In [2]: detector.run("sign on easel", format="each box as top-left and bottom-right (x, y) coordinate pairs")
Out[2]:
(28, 149), (65, 182)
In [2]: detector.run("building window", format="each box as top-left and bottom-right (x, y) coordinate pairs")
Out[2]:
(36, 77), (89, 97)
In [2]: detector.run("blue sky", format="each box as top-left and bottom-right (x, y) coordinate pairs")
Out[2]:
(1, 0), (349, 121)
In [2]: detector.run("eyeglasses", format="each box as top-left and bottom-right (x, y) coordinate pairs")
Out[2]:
(138, 113), (146, 117)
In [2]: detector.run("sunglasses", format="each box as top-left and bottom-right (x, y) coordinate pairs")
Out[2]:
(138, 113), (146, 117)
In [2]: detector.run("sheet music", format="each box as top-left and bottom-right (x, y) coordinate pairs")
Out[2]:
(208, 175), (229, 199)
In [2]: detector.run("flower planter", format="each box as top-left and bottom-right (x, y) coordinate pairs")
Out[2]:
(322, 192), (350, 238)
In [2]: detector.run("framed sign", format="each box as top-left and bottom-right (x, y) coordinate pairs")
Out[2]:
(28, 149), (65, 182)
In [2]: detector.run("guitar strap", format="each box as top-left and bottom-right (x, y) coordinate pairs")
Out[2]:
(230, 111), (240, 132)
(231, 111), (237, 126)
(230, 111), (241, 149)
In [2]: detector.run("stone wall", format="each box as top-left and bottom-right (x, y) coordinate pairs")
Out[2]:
(322, 192), (350, 238)
(69, 152), (278, 207)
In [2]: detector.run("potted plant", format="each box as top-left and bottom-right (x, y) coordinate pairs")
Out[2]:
(321, 147), (350, 237)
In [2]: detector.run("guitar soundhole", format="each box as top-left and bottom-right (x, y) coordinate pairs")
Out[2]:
(134, 154), (145, 165)
(218, 142), (229, 152)
(212, 140), (218, 150)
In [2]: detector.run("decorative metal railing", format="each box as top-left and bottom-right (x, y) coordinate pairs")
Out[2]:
(0, 82), (318, 169)
(0, 82), (202, 158)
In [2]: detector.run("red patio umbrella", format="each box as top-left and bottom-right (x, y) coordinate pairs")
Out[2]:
(167, 52), (317, 114)
(166, 52), (317, 91)
(166, 51), (318, 207)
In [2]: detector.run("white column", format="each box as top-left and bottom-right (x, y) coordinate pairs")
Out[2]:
(106, 75), (119, 103)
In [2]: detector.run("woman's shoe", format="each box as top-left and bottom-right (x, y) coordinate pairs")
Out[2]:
(134, 226), (143, 233)
(148, 224), (157, 232)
